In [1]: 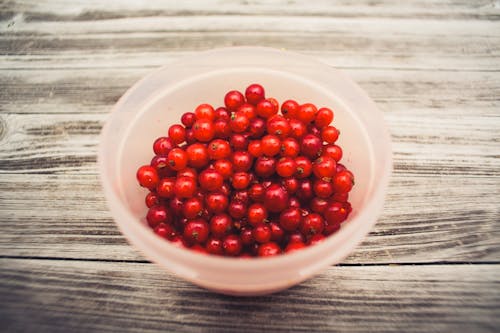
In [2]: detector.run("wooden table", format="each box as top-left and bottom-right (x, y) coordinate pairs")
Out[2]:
(1, 1), (499, 332)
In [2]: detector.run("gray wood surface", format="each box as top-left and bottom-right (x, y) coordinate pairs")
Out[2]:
(0, 0), (499, 332)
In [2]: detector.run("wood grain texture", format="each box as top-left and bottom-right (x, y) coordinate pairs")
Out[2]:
(1, 0), (500, 331)
(1, 258), (499, 333)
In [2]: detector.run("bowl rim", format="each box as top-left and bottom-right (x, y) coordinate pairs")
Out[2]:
(98, 46), (393, 270)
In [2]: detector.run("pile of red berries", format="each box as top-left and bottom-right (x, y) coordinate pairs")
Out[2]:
(136, 84), (354, 257)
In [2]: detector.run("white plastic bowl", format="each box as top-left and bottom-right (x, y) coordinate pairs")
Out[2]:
(98, 47), (392, 296)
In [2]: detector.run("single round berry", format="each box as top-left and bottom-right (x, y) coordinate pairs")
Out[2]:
(245, 83), (265, 105)
(154, 223), (175, 239)
(261, 134), (281, 157)
(282, 177), (299, 194)
(247, 203), (268, 226)
(186, 143), (209, 169)
(230, 133), (249, 151)
(210, 214), (232, 238)
(322, 144), (343, 162)
(156, 177), (176, 198)
(295, 156), (313, 179)
(137, 165), (159, 189)
(206, 237), (224, 255)
(314, 107), (334, 128)
(168, 124), (186, 144)
(228, 200), (247, 219)
(276, 157), (297, 178)
(184, 219), (209, 244)
(215, 107), (230, 121)
(231, 151), (253, 172)
(183, 197), (204, 219)
(324, 202), (348, 225)
(224, 90), (245, 111)
(253, 224), (272, 244)
(230, 112), (250, 133)
(280, 137), (300, 158)
(279, 207), (302, 231)
(249, 183), (266, 202)
(256, 99), (278, 118)
(237, 103), (257, 120)
(208, 139), (231, 160)
(254, 156), (276, 177)
(231, 172), (252, 190)
(198, 169), (224, 191)
(181, 112), (196, 128)
(153, 137), (175, 156)
(312, 156), (337, 179)
(267, 115), (290, 138)
(321, 126), (339, 144)
(258, 242), (281, 257)
(194, 103), (215, 121)
(214, 119), (231, 139)
(301, 134), (322, 159)
(167, 148), (188, 171)
(300, 213), (325, 236)
(281, 99), (300, 119)
(264, 184), (289, 213)
(213, 159), (233, 179)
(248, 140), (263, 157)
(174, 176), (197, 198)
(297, 103), (317, 124)
(289, 119), (307, 139)
(205, 192), (229, 214)
(333, 170), (354, 193)
(310, 197), (329, 213)
(240, 227), (255, 246)
(297, 179), (314, 202)
(222, 234), (243, 256)
(146, 205), (170, 228)
(285, 241), (306, 253)
(192, 119), (215, 142)
(269, 222), (285, 242)
(145, 192), (160, 208)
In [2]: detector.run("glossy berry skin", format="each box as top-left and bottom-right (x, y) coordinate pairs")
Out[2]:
(192, 119), (215, 142)
(247, 203), (268, 226)
(228, 200), (247, 219)
(280, 137), (300, 158)
(314, 107), (334, 128)
(186, 143), (209, 169)
(285, 241), (306, 253)
(231, 151), (253, 172)
(222, 234), (243, 256)
(282, 177), (299, 194)
(210, 214), (232, 238)
(245, 84), (265, 105)
(301, 134), (322, 159)
(194, 103), (215, 121)
(153, 137), (175, 156)
(224, 90), (245, 111)
(312, 156), (337, 179)
(183, 219), (209, 244)
(279, 207), (302, 232)
(333, 170), (354, 193)
(205, 192), (229, 214)
(198, 169), (223, 191)
(321, 126), (339, 144)
(168, 124), (186, 144)
(248, 140), (263, 157)
(269, 222), (285, 242)
(230, 112), (250, 133)
(208, 139), (231, 160)
(145, 192), (160, 208)
(182, 197), (204, 219)
(167, 148), (188, 171)
(213, 159), (233, 179)
(249, 118), (266, 139)
(214, 119), (231, 139)
(310, 197), (329, 213)
(314, 180), (335, 201)
(258, 242), (281, 257)
(231, 172), (252, 190)
(295, 156), (313, 179)
(267, 115), (290, 138)
(276, 157), (297, 178)
(322, 144), (343, 162)
(297, 179), (314, 202)
(230, 133), (249, 151)
(256, 99), (278, 119)
(181, 112), (196, 128)
(297, 103), (317, 124)
(300, 213), (325, 236)
(309, 234), (326, 246)
(146, 205), (170, 228)
(177, 167), (197, 179)
(206, 237), (224, 255)
(288, 196), (301, 208)
(253, 224), (272, 244)
(174, 176), (197, 199)
(240, 227), (255, 246)
(156, 177), (176, 198)
(237, 103), (257, 120)
(137, 165), (159, 189)
(215, 107), (230, 121)
(254, 156), (276, 177)
(154, 223), (175, 239)
(324, 202), (348, 225)
(289, 119), (307, 139)
(264, 184), (289, 213)
(261, 135), (281, 157)
(281, 99), (300, 119)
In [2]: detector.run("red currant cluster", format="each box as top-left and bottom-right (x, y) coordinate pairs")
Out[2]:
(136, 84), (354, 257)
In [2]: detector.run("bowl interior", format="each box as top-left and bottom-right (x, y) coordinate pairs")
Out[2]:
(116, 68), (374, 224)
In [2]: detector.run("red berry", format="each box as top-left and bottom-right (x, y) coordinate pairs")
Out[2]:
(333, 170), (354, 193)
(248, 117), (266, 138)
(154, 223), (175, 239)
(245, 84), (265, 105)
(213, 159), (233, 179)
(321, 126), (339, 144)
(295, 156), (312, 179)
(287, 232), (305, 244)
(208, 139), (231, 160)
(312, 156), (337, 179)
(145, 192), (160, 208)
(210, 214), (232, 238)
(214, 119), (231, 138)
(181, 112), (196, 128)
(309, 234), (326, 246)
(185, 143), (209, 169)
(256, 99), (278, 118)
(324, 222), (341, 236)
(301, 134), (322, 159)
(156, 177), (176, 198)
(231, 172), (252, 190)
(223, 234), (243, 256)
(258, 242), (281, 257)
(297, 103), (317, 124)
(206, 237), (224, 255)
(215, 107), (230, 121)
(146, 205), (170, 228)
(280, 137), (300, 157)
(324, 202), (348, 225)
(314, 107), (334, 128)
(183, 197), (204, 219)
(137, 165), (159, 189)
(288, 196), (301, 208)
(261, 134), (281, 157)
(224, 90), (245, 111)
(229, 133), (249, 151)
(169, 235), (188, 248)
(249, 183), (266, 202)
(331, 192), (349, 203)
(240, 227), (255, 246)
(282, 177), (299, 194)
(300, 213), (324, 236)
(310, 197), (329, 213)
(267, 115), (290, 138)
(205, 192), (229, 214)
(153, 137), (175, 156)
(253, 224), (272, 244)
(174, 176), (197, 198)
(167, 148), (188, 171)
(230, 112), (250, 133)
(168, 124), (186, 144)
(279, 207), (302, 231)
(192, 119), (215, 142)
(194, 103), (215, 121)
(198, 169), (223, 191)
(322, 144), (343, 162)
(248, 140), (263, 157)
(276, 157), (297, 178)
(183, 218), (209, 244)
(297, 179), (314, 202)
(169, 197), (184, 217)
(247, 203), (268, 226)
(269, 222), (285, 242)
(177, 167), (197, 179)
(231, 151), (253, 172)
(150, 156), (173, 177)
(237, 103), (257, 120)
(254, 156), (276, 177)
(228, 200), (247, 219)
(281, 99), (300, 119)
(285, 241), (306, 253)
(264, 184), (289, 213)
(289, 119), (307, 139)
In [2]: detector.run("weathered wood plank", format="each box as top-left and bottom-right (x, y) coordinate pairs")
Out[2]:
(0, 171), (498, 263)
(0, 259), (498, 333)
